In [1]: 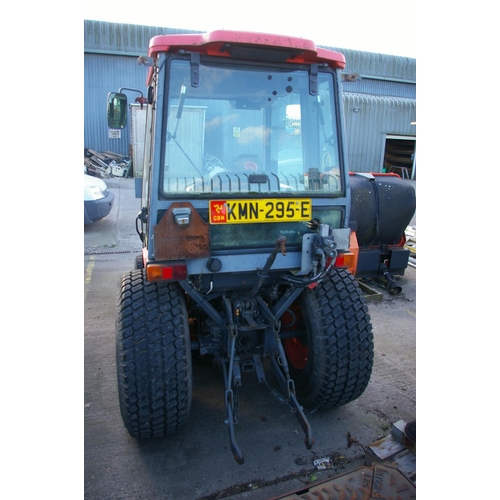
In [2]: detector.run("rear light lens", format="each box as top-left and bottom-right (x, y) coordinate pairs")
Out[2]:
(146, 262), (188, 282)
(334, 252), (356, 270)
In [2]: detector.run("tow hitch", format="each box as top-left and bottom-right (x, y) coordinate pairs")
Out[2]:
(180, 234), (338, 463)
(217, 306), (314, 464)
(213, 267), (316, 461)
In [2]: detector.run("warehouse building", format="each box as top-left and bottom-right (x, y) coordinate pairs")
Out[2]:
(84, 20), (416, 178)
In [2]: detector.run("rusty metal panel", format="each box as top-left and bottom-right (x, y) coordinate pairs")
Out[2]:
(154, 202), (210, 261)
(270, 464), (415, 500)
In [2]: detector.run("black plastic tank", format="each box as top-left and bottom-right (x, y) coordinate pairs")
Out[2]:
(349, 173), (416, 247)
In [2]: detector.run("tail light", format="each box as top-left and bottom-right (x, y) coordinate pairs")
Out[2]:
(334, 252), (356, 270)
(146, 261), (188, 282)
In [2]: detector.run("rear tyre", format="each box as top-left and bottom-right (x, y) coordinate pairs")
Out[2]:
(284, 269), (373, 409)
(134, 255), (144, 269)
(116, 269), (192, 437)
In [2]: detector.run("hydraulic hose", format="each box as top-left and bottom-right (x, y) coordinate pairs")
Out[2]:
(251, 236), (287, 296)
(278, 252), (335, 287)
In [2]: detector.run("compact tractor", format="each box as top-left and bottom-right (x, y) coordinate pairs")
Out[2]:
(107, 30), (415, 464)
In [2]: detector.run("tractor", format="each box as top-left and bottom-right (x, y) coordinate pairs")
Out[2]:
(107, 30), (415, 463)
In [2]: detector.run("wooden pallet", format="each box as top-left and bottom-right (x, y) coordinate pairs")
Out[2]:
(357, 280), (384, 301)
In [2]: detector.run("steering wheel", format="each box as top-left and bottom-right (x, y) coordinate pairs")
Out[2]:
(202, 155), (226, 178)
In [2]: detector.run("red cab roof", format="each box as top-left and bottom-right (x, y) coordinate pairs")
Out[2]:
(146, 30), (345, 78)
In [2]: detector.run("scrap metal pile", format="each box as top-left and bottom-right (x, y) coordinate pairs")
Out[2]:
(84, 149), (132, 178)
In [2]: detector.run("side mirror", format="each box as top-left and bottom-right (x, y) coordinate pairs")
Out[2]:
(107, 92), (128, 129)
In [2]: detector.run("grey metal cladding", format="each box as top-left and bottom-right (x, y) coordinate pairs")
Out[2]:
(84, 20), (201, 56)
(84, 20), (416, 173)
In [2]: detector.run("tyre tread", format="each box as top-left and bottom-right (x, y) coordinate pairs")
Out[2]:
(116, 270), (192, 438)
(292, 269), (374, 409)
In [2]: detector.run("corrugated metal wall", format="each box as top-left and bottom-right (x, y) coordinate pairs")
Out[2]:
(84, 53), (146, 154)
(343, 94), (416, 172)
(84, 20), (200, 55)
(327, 47), (416, 81)
(341, 78), (415, 99)
(331, 47), (416, 173)
(329, 47), (416, 98)
(84, 21), (416, 172)
(84, 21), (201, 156)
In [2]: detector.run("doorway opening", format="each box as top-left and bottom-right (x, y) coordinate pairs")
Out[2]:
(383, 136), (416, 179)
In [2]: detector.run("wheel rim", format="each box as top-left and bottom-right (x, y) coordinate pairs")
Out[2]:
(281, 307), (309, 370)
(283, 337), (308, 370)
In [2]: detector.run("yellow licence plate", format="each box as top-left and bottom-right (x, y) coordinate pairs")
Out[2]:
(209, 199), (312, 224)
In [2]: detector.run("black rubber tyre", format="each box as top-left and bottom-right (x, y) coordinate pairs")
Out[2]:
(116, 269), (192, 438)
(284, 269), (373, 409)
(134, 255), (144, 269)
